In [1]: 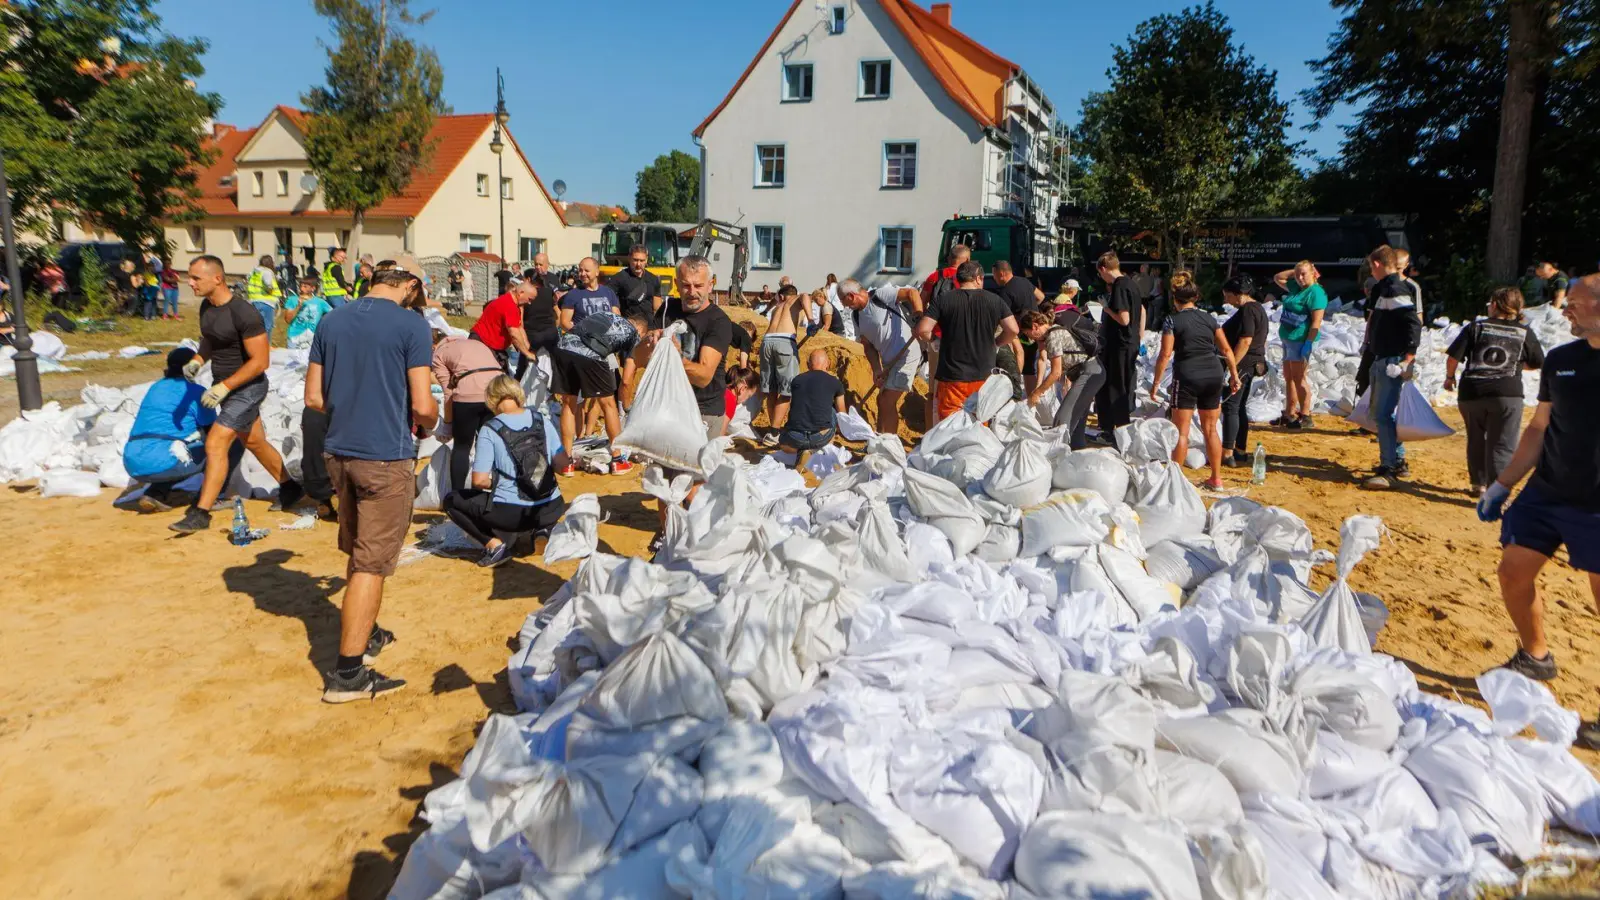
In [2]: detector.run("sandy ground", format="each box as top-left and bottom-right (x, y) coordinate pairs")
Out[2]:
(4, 309), (1600, 897)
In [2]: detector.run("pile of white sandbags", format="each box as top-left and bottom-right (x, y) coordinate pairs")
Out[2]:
(394, 380), (1599, 900)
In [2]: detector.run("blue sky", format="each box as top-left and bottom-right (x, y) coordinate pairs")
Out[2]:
(155, 0), (1356, 209)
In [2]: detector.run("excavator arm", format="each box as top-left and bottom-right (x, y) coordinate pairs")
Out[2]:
(688, 219), (748, 304)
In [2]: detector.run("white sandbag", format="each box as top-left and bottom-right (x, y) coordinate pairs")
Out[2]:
(903, 466), (985, 557)
(1402, 723), (1547, 860)
(1184, 447), (1207, 470)
(981, 439), (1051, 509)
(1097, 542), (1177, 621)
(699, 719), (785, 803)
(542, 493), (602, 564)
(1288, 663), (1402, 752)
(1508, 738), (1600, 836)
(1299, 515), (1386, 654)
(843, 859), (1006, 900)
(1130, 461), (1208, 546)
(858, 492), (918, 582)
(888, 728), (1043, 879)
(1156, 710), (1304, 798)
(836, 407), (875, 442)
(1144, 537), (1225, 592)
(1346, 381), (1455, 442)
(564, 630), (729, 759)
(964, 373), (1014, 423)
(1018, 489), (1111, 558)
(1013, 811), (1202, 900)
(1478, 668), (1580, 746)
(974, 523), (1021, 563)
(523, 819), (708, 900)
(96, 456), (130, 489)
(38, 468), (103, 498)
(1115, 417), (1180, 463)
(1189, 824), (1269, 900)
(415, 444), (451, 512)
(613, 326), (710, 472)
(1049, 447), (1130, 506)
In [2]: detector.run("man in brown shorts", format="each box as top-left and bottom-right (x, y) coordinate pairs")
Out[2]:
(305, 269), (438, 703)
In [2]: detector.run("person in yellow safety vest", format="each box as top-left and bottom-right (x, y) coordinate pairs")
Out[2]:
(321, 246), (351, 308)
(246, 254), (282, 345)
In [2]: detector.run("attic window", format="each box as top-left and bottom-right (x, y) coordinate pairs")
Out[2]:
(219, 175), (234, 187)
(831, 6), (845, 34)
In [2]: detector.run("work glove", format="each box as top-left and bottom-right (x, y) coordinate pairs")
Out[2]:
(1385, 362), (1408, 379)
(201, 382), (231, 410)
(1477, 482), (1511, 523)
(182, 358), (203, 381)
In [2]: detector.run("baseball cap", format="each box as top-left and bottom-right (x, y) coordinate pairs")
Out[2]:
(1063, 278), (1081, 291)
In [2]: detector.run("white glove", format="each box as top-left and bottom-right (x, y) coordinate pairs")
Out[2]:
(200, 382), (231, 409)
(1385, 362), (1406, 379)
(182, 358), (203, 381)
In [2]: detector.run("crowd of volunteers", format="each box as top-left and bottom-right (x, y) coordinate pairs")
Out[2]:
(100, 240), (1599, 738)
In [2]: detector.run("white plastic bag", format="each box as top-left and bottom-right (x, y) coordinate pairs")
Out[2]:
(38, 468), (103, 498)
(982, 439), (1051, 509)
(836, 407), (875, 442)
(964, 373), (1014, 423)
(1346, 382), (1455, 442)
(1299, 516), (1386, 653)
(614, 328), (711, 472)
(415, 444), (451, 512)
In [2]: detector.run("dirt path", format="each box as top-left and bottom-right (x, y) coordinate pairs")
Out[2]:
(1, 405), (1596, 898)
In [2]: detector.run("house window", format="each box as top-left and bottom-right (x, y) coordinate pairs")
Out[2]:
(753, 225), (784, 269)
(782, 63), (813, 102)
(276, 170), (289, 196)
(880, 227), (914, 273)
(274, 227), (292, 255)
(831, 5), (846, 33)
(251, 171), (264, 197)
(883, 142), (917, 188)
(185, 226), (204, 252)
(233, 227), (252, 254)
(337, 229), (351, 248)
(520, 237), (545, 259)
(501, 177), (513, 200)
(460, 233), (490, 253)
(860, 60), (891, 99)
(476, 174), (489, 197)
(755, 144), (785, 187)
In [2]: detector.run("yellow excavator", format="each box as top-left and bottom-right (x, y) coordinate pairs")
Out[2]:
(597, 219), (749, 302)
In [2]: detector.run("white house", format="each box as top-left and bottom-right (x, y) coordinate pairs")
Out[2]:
(694, 0), (1064, 292)
(157, 106), (602, 275)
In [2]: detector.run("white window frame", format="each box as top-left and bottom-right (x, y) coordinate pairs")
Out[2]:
(752, 224), (784, 270)
(232, 226), (252, 255)
(276, 170), (289, 196)
(781, 62), (813, 102)
(859, 60), (891, 100)
(250, 171), (264, 197)
(475, 173), (489, 197)
(459, 233), (490, 253)
(883, 141), (917, 189)
(754, 144), (786, 188)
(185, 226), (205, 252)
(879, 227), (914, 273)
(520, 236), (545, 259)
(500, 176), (513, 200)
(831, 5), (846, 33)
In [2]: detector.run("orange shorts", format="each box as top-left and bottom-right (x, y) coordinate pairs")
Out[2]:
(935, 379), (985, 419)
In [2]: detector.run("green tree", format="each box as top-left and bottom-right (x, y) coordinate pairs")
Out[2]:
(0, 1), (219, 250)
(302, 0), (446, 259)
(1074, 3), (1301, 266)
(633, 150), (700, 222)
(1305, 0), (1600, 296)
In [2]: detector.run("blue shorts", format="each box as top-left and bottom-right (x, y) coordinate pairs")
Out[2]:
(1281, 338), (1316, 363)
(1501, 482), (1600, 572)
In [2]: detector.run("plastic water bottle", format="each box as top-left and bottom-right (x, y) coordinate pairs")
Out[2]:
(229, 497), (252, 546)
(1251, 443), (1267, 485)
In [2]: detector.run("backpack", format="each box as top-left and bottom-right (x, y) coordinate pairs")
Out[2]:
(1054, 306), (1101, 357)
(490, 417), (557, 504)
(571, 312), (623, 359)
(930, 269), (958, 304)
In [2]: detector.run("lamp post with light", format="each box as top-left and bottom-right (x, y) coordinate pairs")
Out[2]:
(490, 68), (509, 265)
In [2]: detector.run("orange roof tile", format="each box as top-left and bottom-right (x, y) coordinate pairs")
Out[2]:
(190, 110), (568, 224)
(691, 0), (1019, 138)
(560, 201), (630, 225)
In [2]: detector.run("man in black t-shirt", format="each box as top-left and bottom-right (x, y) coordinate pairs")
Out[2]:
(607, 244), (663, 321)
(1480, 275), (1600, 740)
(993, 260), (1042, 393)
(778, 349), (846, 468)
(169, 255), (303, 534)
(1094, 250), (1145, 434)
(659, 255), (734, 436)
(915, 260), (1018, 420)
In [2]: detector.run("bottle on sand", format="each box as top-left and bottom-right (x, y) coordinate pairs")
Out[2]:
(229, 497), (252, 546)
(1251, 443), (1267, 485)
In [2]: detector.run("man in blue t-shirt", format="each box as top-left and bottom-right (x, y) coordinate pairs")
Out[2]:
(558, 256), (620, 330)
(306, 268), (437, 704)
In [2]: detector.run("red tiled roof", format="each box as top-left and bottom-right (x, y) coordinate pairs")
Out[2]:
(691, 0), (1018, 137)
(560, 201), (630, 225)
(192, 109), (568, 224)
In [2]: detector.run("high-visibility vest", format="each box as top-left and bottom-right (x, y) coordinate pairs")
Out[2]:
(246, 268), (281, 301)
(321, 263), (348, 298)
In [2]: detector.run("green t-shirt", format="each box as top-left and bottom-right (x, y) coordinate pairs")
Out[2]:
(1278, 278), (1328, 343)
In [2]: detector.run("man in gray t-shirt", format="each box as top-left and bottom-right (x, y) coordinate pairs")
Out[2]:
(838, 279), (923, 436)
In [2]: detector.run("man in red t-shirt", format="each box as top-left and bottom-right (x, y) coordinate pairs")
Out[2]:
(918, 243), (969, 426)
(469, 277), (537, 369)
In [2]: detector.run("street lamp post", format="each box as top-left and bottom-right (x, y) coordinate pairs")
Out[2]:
(490, 68), (509, 265)
(0, 145), (41, 412)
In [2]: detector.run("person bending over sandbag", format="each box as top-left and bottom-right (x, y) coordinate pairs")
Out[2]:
(777, 350), (846, 469)
(443, 375), (570, 569)
(122, 347), (243, 512)
(1479, 274), (1600, 747)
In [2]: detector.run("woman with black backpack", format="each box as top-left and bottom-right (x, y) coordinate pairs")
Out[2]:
(1023, 300), (1104, 450)
(1149, 271), (1242, 489)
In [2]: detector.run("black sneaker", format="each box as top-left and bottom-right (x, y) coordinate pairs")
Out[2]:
(1498, 648), (1558, 682)
(1577, 715), (1600, 751)
(1393, 461), (1411, 480)
(363, 625), (396, 664)
(169, 506), (212, 534)
(477, 542), (513, 568)
(1224, 453), (1244, 468)
(271, 479), (306, 512)
(1285, 417), (1304, 430)
(137, 489), (176, 513)
(322, 666), (407, 703)
(315, 501), (338, 523)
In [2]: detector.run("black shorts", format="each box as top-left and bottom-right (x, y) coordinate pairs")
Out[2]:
(1173, 372), (1224, 410)
(1502, 482), (1600, 572)
(549, 348), (616, 398)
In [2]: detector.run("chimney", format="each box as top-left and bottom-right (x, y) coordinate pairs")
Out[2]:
(930, 2), (951, 26)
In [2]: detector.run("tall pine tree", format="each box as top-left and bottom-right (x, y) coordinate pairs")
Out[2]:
(302, 0), (446, 259)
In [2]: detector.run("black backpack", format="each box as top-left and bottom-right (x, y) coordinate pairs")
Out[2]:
(490, 418), (557, 503)
(930, 270), (957, 304)
(1054, 307), (1101, 357)
(571, 312), (622, 359)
